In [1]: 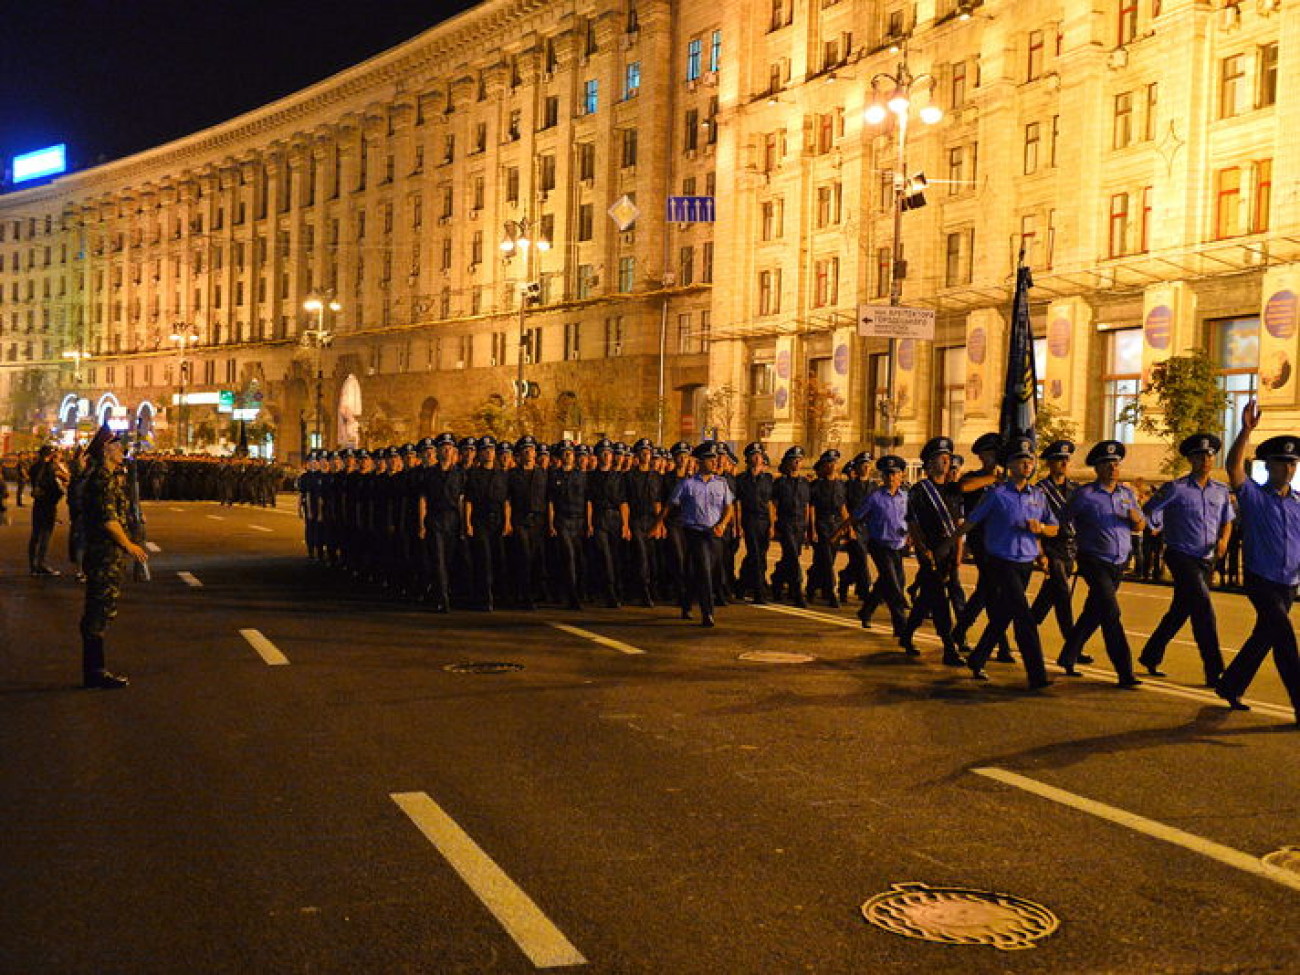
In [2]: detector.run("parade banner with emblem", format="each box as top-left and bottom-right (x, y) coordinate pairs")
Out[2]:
(963, 308), (1001, 419)
(1259, 266), (1300, 407)
(773, 335), (794, 419)
(999, 263), (1038, 445)
(1141, 282), (1194, 377)
(829, 327), (855, 419)
(1044, 300), (1077, 408)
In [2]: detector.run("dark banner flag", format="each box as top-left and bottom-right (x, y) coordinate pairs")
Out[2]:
(999, 261), (1037, 447)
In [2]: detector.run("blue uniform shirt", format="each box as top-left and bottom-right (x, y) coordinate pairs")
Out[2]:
(669, 473), (736, 531)
(1144, 475), (1234, 560)
(1235, 477), (1300, 586)
(851, 486), (909, 549)
(964, 480), (1057, 562)
(1066, 481), (1140, 564)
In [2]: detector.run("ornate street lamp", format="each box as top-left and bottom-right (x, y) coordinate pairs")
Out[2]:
(169, 325), (199, 450)
(302, 296), (341, 450)
(500, 218), (550, 409)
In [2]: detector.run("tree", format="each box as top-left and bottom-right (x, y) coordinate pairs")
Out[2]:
(704, 383), (740, 441)
(793, 375), (845, 454)
(1034, 399), (1079, 447)
(5, 367), (57, 435)
(1120, 349), (1229, 475)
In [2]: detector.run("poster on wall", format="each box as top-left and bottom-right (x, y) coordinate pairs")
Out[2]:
(894, 338), (916, 420)
(965, 324), (988, 418)
(830, 327), (855, 419)
(773, 335), (793, 420)
(1045, 308), (1073, 405)
(1259, 287), (1299, 406)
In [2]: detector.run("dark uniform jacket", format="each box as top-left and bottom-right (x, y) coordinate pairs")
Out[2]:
(422, 465), (466, 532)
(735, 470), (775, 526)
(772, 475), (811, 531)
(507, 466), (550, 525)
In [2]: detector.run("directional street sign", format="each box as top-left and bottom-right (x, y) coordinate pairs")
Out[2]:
(666, 196), (716, 223)
(857, 304), (937, 340)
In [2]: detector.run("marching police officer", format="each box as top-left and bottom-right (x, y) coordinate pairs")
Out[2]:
(807, 449), (849, 607)
(771, 446), (812, 606)
(960, 436), (1057, 689)
(1218, 402), (1300, 724)
(1031, 440), (1080, 643)
(838, 452), (874, 604)
(587, 439), (631, 607)
(465, 436), (509, 610)
(902, 437), (966, 665)
(548, 440), (588, 609)
(953, 432), (1012, 660)
(1057, 440), (1145, 687)
(506, 435), (549, 609)
(1139, 433), (1234, 683)
(656, 441), (735, 627)
(419, 433), (465, 612)
(836, 454), (909, 638)
(624, 438), (663, 606)
(735, 442), (775, 603)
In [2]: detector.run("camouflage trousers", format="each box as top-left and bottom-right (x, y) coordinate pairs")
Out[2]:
(80, 542), (125, 641)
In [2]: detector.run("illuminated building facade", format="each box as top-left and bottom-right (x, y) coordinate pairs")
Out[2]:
(0, 0), (1296, 472)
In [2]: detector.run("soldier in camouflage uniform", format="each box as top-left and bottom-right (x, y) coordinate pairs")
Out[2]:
(79, 426), (149, 689)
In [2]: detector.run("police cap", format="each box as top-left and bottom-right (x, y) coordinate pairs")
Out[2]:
(920, 436), (954, 462)
(1085, 440), (1126, 466)
(743, 441), (765, 458)
(432, 432), (457, 449)
(692, 441), (718, 460)
(782, 446), (805, 464)
(1255, 435), (1300, 462)
(876, 454), (906, 475)
(633, 437), (655, 452)
(593, 438), (614, 453)
(816, 449), (841, 467)
(971, 432), (1004, 456)
(516, 434), (537, 449)
(1179, 433), (1222, 457)
(670, 440), (692, 457)
(1040, 439), (1075, 462)
(1001, 436), (1036, 464)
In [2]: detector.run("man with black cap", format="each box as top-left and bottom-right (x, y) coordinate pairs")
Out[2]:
(834, 455), (909, 638)
(27, 443), (66, 576)
(901, 437), (967, 664)
(838, 452), (874, 604)
(952, 432), (1014, 661)
(418, 433), (465, 612)
(959, 436), (1057, 688)
(548, 440), (589, 609)
(623, 438), (663, 606)
(655, 441), (735, 626)
(505, 435), (548, 609)
(1031, 440), (1081, 643)
(1218, 401), (1300, 725)
(807, 449), (849, 607)
(586, 438), (630, 608)
(1057, 440), (1145, 687)
(771, 446), (812, 606)
(79, 425), (149, 688)
(1139, 433), (1234, 682)
(464, 437), (510, 610)
(735, 442), (775, 603)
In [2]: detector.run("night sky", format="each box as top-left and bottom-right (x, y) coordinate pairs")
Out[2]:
(0, 0), (478, 182)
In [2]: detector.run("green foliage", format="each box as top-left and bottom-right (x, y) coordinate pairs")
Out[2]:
(1119, 349), (1228, 475)
(1035, 400), (1079, 446)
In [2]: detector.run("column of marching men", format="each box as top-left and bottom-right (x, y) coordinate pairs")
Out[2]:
(295, 414), (1300, 727)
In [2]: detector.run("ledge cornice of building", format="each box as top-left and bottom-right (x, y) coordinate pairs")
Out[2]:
(3, 0), (554, 206)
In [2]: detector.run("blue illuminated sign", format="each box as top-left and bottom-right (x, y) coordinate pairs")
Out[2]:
(12, 145), (68, 184)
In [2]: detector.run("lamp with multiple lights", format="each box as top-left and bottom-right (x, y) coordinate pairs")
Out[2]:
(500, 218), (550, 409)
(302, 296), (341, 450)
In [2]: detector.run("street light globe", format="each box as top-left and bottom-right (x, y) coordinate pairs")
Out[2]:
(536, 240), (552, 252)
(304, 298), (323, 312)
(500, 240), (516, 252)
(888, 93), (910, 115)
(920, 104), (944, 124)
(328, 301), (342, 312)
(864, 103), (888, 125)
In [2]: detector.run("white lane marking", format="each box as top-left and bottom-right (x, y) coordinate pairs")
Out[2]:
(145, 541), (162, 553)
(206, 514), (225, 521)
(168, 506), (184, 513)
(177, 571), (203, 588)
(390, 791), (587, 969)
(547, 622), (646, 655)
(239, 628), (289, 666)
(248, 524), (273, 533)
(974, 767), (1300, 893)
(1073, 664), (1295, 719)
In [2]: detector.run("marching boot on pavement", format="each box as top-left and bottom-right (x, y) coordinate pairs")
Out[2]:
(78, 426), (150, 689)
(1057, 441), (1145, 687)
(807, 450), (849, 607)
(959, 438), (1057, 689)
(902, 438), (966, 664)
(655, 442), (735, 627)
(1139, 434), (1234, 683)
(735, 443), (775, 603)
(1217, 403), (1300, 725)
(833, 455), (909, 637)
(1031, 441), (1080, 646)
(771, 447), (811, 606)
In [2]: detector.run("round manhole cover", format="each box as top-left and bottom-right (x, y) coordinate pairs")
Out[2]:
(1262, 847), (1300, 875)
(443, 662), (525, 674)
(739, 651), (817, 664)
(862, 882), (1059, 951)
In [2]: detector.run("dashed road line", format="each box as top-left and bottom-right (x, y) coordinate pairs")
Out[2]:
(145, 541), (162, 553)
(974, 767), (1300, 893)
(248, 524), (273, 533)
(1073, 663), (1294, 719)
(177, 571), (203, 588)
(206, 514), (225, 521)
(168, 506), (184, 513)
(547, 622), (646, 655)
(239, 628), (289, 666)
(390, 791), (587, 968)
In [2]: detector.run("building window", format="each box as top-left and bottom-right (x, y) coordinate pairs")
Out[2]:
(577, 264), (597, 298)
(618, 257), (636, 293)
(1103, 328), (1143, 443)
(687, 38), (702, 80)
(1118, 0), (1138, 45)
(624, 61), (641, 99)
(945, 229), (972, 285)
(506, 167), (520, 204)
(1027, 29), (1045, 81)
(1113, 92), (1133, 149)
(1144, 83), (1159, 141)
(577, 143), (596, 181)
(1139, 186), (1153, 252)
(1023, 122), (1040, 174)
(1212, 315), (1260, 444)
(938, 346), (966, 439)
(758, 269), (781, 315)
(702, 242), (714, 283)
(542, 96), (559, 129)
(1253, 159), (1273, 233)
(815, 183), (842, 228)
(621, 129), (639, 167)
(951, 61), (967, 108)
(563, 321), (581, 360)
(1020, 213), (1038, 264)
(539, 155), (557, 192)
(761, 198), (784, 240)
(813, 256), (839, 307)
(605, 316), (625, 356)
(1258, 43), (1278, 108)
(1049, 115), (1059, 167)
(1219, 55), (1246, 119)
(1108, 192), (1130, 257)
(583, 79), (599, 115)
(1214, 167), (1241, 239)
(875, 247), (891, 298)
(679, 246), (695, 286)
(750, 361), (774, 395)
(709, 29), (722, 72)
(948, 145), (965, 194)
(685, 109), (700, 151)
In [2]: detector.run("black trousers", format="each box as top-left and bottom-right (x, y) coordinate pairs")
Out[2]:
(956, 552), (1011, 655)
(625, 522), (657, 601)
(683, 527), (720, 616)
(968, 557), (1049, 687)
(424, 525), (459, 608)
(739, 522), (772, 598)
(1140, 549), (1225, 682)
(588, 510), (624, 602)
(862, 541), (909, 636)
(511, 518), (546, 607)
(1060, 555), (1135, 680)
(552, 519), (586, 606)
(1217, 573), (1300, 718)
(905, 559), (958, 651)
(469, 518), (506, 608)
(28, 499), (58, 569)
(807, 521), (839, 597)
(1031, 553), (1075, 638)
(771, 523), (805, 597)
(839, 535), (872, 600)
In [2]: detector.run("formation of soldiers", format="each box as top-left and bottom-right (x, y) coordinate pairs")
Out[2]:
(134, 454), (286, 506)
(298, 416), (1300, 726)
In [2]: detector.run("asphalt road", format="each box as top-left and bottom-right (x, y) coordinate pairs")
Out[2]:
(1, 497), (1297, 974)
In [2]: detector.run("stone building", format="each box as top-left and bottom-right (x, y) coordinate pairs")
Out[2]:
(1, 0), (1297, 473)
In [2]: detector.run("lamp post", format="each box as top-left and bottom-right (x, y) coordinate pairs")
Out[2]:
(864, 51), (942, 440)
(500, 218), (549, 410)
(61, 349), (90, 436)
(169, 326), (199, 451)
(302, 296), (340, 450)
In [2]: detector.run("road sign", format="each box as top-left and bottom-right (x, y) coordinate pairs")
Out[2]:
(857, 304), (937, 340)
(218, 389), (235, 413)
(666, 196), (716, 223)
(608, 195), (641, 231)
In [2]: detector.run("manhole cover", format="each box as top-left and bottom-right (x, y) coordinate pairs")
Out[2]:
(862, 882), (1059, 951)
(739, 651), (817, 664)
(443, 662), (525, 674)
(1262, 847), (1300, 875)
